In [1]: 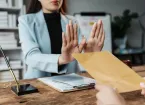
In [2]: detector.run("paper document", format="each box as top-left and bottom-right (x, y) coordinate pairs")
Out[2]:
(38, 73), (96, 92)
(72, 51), (145, 93)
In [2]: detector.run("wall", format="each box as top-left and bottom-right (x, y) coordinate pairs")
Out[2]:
(67, 0), (145, 16)
(24, 0), (145, 48)
(67, 0), (145, 48)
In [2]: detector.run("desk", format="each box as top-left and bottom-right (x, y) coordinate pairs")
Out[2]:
(0, 70), (145, 105)
(133, 65), (145, 77)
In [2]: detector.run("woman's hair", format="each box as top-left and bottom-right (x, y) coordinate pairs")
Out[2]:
(26, 0), (67, 14)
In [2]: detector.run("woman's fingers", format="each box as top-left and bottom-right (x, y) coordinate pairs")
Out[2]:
(95, 20), (102, 39)
(69, 20), (74, 41)
(62, 32), (67, 47)
(74, 23), (78, 41)
(78, 36), (86, 52)
(90, 22), (97, 38)
(101, 30), (105, 44)
(97, 21), (103, 42)
(66, 24), (71, 44)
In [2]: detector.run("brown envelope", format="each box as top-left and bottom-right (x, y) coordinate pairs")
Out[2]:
(73, 51), (145, 93)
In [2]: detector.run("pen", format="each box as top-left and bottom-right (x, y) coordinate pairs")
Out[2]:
(0, 46), (20, 92)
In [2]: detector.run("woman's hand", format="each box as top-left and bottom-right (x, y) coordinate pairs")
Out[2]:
(84, 20), (105, 53)
(95, 84), (126, 105)
(58, 21), (86, 65)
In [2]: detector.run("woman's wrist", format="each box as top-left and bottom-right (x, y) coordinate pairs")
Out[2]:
(58, 54), (75, 65)
(58, 55), (69, 65)
(58, 55), (64, 65)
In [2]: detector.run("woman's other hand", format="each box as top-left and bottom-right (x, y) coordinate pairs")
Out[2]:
(58, 20), (86, 65)
(84, 20), (105, 53)
(95, 84), (126, 105)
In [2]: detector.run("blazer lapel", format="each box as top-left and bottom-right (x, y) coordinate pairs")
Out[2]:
(35, 10), (51, 52)
(35, 10), (69, 53)
(60, 14), (69, 34)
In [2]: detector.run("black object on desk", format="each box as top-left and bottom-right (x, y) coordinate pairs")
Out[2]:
(0, 46), (38, 96)
(11, 84), (38, 96)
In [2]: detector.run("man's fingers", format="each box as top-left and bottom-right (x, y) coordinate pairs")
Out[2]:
(140, 82), (145, 88)
(95, 84), (104, 91)
(90, 22), (97, 38)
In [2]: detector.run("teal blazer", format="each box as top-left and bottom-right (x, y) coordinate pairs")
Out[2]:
(18, 10), (82, 79)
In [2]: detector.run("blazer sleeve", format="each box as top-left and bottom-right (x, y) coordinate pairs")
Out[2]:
(18, 16), (67, 73)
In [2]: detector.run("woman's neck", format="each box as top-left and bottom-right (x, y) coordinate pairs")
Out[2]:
(42, 8), (59, 13)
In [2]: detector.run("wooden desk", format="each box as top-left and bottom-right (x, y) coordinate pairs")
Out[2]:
(0, 70), (145, 105)
(133, 65), (145, 77)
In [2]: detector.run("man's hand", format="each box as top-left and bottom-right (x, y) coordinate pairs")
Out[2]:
(95, 84), (126, 105)
(140, 82), (145, 96)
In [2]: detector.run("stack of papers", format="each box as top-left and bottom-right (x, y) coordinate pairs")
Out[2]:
(38, 73), (96, 92)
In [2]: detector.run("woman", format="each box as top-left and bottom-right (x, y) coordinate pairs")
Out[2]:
(95, 83), (145, 105)
(18, 0), (105, 79)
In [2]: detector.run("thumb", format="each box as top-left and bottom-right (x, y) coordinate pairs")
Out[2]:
(140, 82), (145, 88)
(78, 35), (86, 52)
(95, 84), (104, 91)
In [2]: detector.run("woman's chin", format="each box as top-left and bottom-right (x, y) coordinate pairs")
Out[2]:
(50, 7), (60, 12)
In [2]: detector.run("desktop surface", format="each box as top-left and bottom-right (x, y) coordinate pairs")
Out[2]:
(0, 72), (145, 105)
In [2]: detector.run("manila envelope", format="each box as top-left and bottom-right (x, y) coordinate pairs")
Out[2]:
(72, 51), (145, 93)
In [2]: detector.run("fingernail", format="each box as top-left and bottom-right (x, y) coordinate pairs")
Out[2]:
(140, 83), (145, 88)
(93, 22), (97, 26)
(113, 87), (117, 91)
(67, 24), (70, 28)
(69, 20), (72, 25)
(98, 20), (102, 24)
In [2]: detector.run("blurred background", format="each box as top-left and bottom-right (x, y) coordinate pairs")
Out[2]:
(0, 0), (144, 82)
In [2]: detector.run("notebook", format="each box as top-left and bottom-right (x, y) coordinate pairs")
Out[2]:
(38, 73), (96, 92)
